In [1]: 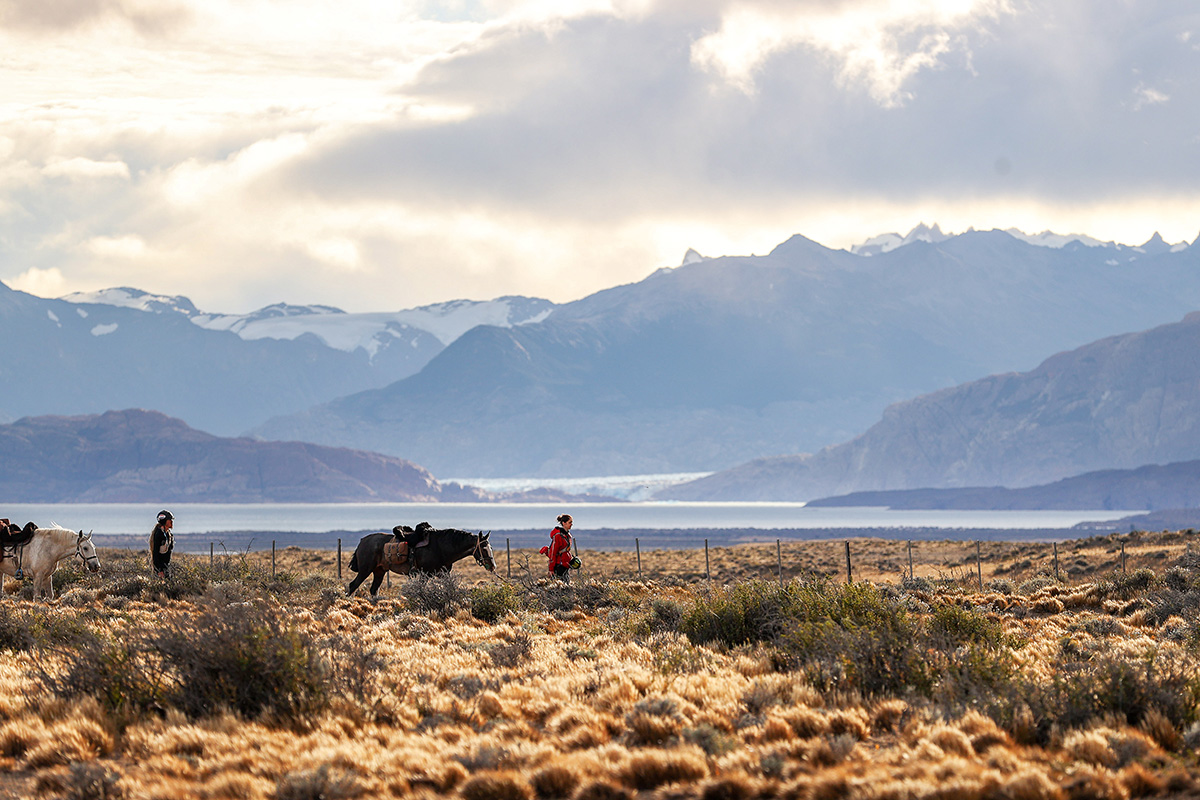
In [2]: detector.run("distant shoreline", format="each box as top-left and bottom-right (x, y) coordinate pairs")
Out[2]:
(94, 525), (1128, 553)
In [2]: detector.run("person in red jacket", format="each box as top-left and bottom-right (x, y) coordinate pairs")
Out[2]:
(542, 513), (576, 580)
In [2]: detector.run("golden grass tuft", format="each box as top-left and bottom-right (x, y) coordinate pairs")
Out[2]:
(1063, 765), (1130, 800)
(530, 764), (580, 799)
(459, 770), (536, 800)
(1136, 708), (1180, 752)
(1116, 763), (1164, 798)
(869, 699), (907, 733)
(929, 725), (975, 758)
(781, 707), (830, 739)
(616, 748), (709, 790)
(1003, 769), (1067, 800)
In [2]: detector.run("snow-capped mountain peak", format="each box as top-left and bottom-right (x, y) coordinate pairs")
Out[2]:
(61, 287), (199, 316)
(851, 224), (1193, 256)
(60, 288), (555, 360)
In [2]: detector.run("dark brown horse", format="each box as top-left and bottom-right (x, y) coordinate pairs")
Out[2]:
(346, 528), (495, 597)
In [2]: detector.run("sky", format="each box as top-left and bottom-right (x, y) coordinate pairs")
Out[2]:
(1, 0), (1199, 313)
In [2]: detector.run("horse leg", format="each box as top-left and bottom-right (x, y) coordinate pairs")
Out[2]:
(369, 568), (386, 598)
(346, 568), (371, 596)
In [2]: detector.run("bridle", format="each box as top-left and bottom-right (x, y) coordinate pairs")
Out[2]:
(75, 531), (100, 571)
(472, 532), (494, 570)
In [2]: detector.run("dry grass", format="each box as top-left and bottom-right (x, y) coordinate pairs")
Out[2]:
(0, 530), (1196, 800)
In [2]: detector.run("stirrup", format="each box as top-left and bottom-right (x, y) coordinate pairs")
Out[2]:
(13, 569), (22, 580)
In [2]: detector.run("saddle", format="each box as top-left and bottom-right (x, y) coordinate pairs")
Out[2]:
(0, 520), (35, 578)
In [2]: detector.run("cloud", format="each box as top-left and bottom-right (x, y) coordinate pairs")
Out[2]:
(690, 0), (1013, 104)
(0, 0), (189, 35)
(9, 267), (67, 297)
(3, 0), (1200, 313)
(43, 158), (131, 180)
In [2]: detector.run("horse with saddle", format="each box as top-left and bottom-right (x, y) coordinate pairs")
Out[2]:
(346, 522), (496, 597)
(0, 518), (38, 579)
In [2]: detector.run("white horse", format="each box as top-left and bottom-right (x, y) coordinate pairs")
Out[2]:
(1, 527), (101, 599)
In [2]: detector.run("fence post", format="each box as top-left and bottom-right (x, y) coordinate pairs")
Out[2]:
(636, 538), (642, 578)
(704, 539), (710, 580)
(1121, 540), (1126, 572)
(506, 537), (511, 578)
(1053, 541), (1060, 582)
(907, 540), (913, 580)
(776, 539), (782, 586)
(845, 541), (852, 584)
(271, 540), (276, 578)
(337, 538), (342, 579)
(210, 542), (214, 568)
(976, 541), (983, 590)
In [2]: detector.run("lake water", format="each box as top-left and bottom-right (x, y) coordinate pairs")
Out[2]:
(4, 501), (1132, 539)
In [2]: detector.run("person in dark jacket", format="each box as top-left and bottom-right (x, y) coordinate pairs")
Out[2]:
(150, 510), (175, 578)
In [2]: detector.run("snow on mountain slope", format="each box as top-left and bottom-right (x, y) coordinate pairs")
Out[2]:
(848, 224), (1193, 257)
(60, 290), (556, 360)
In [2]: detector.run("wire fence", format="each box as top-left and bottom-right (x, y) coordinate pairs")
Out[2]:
(149, 529), (1199, 589)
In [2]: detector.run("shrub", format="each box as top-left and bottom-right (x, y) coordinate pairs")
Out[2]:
(42, 601), (329, 723)
(153, 602), (328, 721)
(1018, 576), (1057, 595)
(471, 582), (521, 623)
(987, 578), (1015, 595)
(1095, 568), (1159, 600)
(647, 598), (683, 632)
(680, 580), (799, 647)
(929, 603), (1008, 649)
(403, 573), (467, 617)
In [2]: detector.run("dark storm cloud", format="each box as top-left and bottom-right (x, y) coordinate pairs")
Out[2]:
(281, 0), (1200, 222)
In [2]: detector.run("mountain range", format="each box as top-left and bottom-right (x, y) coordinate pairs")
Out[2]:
(7, 225), (1200, 493)
(659, 311), (1200, 501)
(0, 283), (552, 435)
(803, 459), (1200, 511)
(252, 228), (1200, 477)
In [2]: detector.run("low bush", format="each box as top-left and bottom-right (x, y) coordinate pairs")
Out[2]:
(1094, 568), (1159, 600)
(155, 602), (328, 721)
(929, 603), (1009, 649)
(470, 582), (521, 623)
(42, 600), (329, 724)
(403, 573), (467, 617)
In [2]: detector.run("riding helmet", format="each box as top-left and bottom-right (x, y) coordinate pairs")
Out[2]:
(157, 510), (174, 524)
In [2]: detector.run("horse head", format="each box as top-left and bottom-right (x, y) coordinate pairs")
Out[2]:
(76, 530), (101, 573)
(473, 531), (496, 572)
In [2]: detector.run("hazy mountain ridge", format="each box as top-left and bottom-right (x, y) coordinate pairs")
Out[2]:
(254, 228), (1200, 477)
(805, 460), (1200, 511)
(0, 408), (486, 503)
(660, 311), (1200, 501)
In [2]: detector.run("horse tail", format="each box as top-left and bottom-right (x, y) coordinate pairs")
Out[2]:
(349, 552), (358, 572)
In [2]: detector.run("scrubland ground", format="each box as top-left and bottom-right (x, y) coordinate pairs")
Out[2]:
(0, 531), (1198, 800)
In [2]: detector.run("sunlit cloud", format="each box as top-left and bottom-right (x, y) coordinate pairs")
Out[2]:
(691, 0), (1013, 103)
(42, 158), (131, 180)
(84, 235), (148, 259)
(9, 266), (67, 297)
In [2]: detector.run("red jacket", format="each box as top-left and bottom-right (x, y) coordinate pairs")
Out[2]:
(546, 526), (573, 572)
